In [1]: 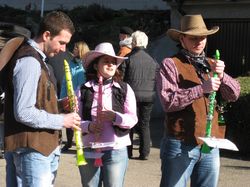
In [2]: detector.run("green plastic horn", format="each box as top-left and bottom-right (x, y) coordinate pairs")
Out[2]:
(201, 50), (219, 153)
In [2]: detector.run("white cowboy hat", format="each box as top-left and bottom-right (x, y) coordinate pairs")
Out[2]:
(167, 14), (219, 42)
(84, 42), (127, 68)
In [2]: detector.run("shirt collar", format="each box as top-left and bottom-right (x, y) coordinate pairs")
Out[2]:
(84, 80), (121, 89)
(27, 39), (47, 62)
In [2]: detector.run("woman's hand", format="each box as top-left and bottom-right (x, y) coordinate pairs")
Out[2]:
(88, 108), (116, 134)
(99, 107), (116, 122)
(88, 122), (103, 133)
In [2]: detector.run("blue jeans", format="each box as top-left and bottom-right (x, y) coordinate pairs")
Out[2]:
(6, 146), (60, 187)
(79, 147), (128, 187)
(160, 137), (220, 187)
(5, 151), (20, 187)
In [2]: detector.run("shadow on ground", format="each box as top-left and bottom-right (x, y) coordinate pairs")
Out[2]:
(221, 149), (250, 161)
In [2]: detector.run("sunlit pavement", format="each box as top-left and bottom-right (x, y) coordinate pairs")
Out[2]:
(1, 118), (250, 187)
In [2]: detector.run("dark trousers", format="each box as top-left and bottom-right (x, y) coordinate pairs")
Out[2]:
(128, 102), (153, 158)
(65, 128), (74, 147)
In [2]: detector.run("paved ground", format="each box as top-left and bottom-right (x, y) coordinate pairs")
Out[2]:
(1, 118), (250, 187)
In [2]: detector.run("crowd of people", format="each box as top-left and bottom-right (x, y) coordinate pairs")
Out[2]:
(0, 10), (240, 187)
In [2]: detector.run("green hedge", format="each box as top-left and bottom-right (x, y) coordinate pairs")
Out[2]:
(225, 76), (250, 156)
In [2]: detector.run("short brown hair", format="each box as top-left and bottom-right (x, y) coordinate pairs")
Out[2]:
(37, 11), (75, 38)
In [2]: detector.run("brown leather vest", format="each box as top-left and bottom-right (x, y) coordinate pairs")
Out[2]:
(165, 54), (226, 145)
(4, 41), (60, 156)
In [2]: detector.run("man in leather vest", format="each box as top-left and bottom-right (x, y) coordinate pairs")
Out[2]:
(156, 14), (240, 187)
(3, 11), (81, 186)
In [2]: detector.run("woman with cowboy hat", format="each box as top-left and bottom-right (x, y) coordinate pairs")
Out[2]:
(156, 14), (240, 187)
(76, 42), (138, 187)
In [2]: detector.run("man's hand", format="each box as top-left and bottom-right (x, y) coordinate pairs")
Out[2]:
(63, 112), (81, 131)
(60, 96), (79, 113)
(201, 77), (221, 94)
(210, 59), (225, 80)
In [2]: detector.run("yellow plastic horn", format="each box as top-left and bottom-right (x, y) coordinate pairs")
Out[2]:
(64, 59), (87, 166)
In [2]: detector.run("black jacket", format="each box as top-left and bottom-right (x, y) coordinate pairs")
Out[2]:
(120, 47), (159, 102)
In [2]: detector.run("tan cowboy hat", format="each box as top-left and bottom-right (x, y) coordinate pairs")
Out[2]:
(84, 42), (127, 68)
(167, 14), (219, 42)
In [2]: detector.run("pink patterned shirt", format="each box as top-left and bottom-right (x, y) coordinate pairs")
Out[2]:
(156, 57), (240, 113)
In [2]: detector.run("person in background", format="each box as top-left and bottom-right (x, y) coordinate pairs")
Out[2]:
(60, 40), (90, 152)
(3, 11), (81, 186)
(47, 49), (73, 97)
(156, 14), (240, 187)
(117, 26), (133, 57)
(120, 30), (159, 160)
(77, 42), (137, 187)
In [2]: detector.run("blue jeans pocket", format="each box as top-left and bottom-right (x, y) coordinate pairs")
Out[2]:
(160, 137), (183, 159)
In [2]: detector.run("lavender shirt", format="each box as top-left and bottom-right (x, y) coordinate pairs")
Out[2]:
(156, 57), (241, 113)
(77, 80), (138, 150)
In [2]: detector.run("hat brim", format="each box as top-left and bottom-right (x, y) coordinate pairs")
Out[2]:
(84, 51), (127, 68)
(167, 26), (219, 42)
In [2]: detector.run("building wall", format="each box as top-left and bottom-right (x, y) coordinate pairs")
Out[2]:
(167, 0), (250, 25)
(167, 0), (250, 56)
(0, 0), (169, 10)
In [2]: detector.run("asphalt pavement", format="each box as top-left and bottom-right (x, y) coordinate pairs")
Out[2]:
(1, 118), (250, 187)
